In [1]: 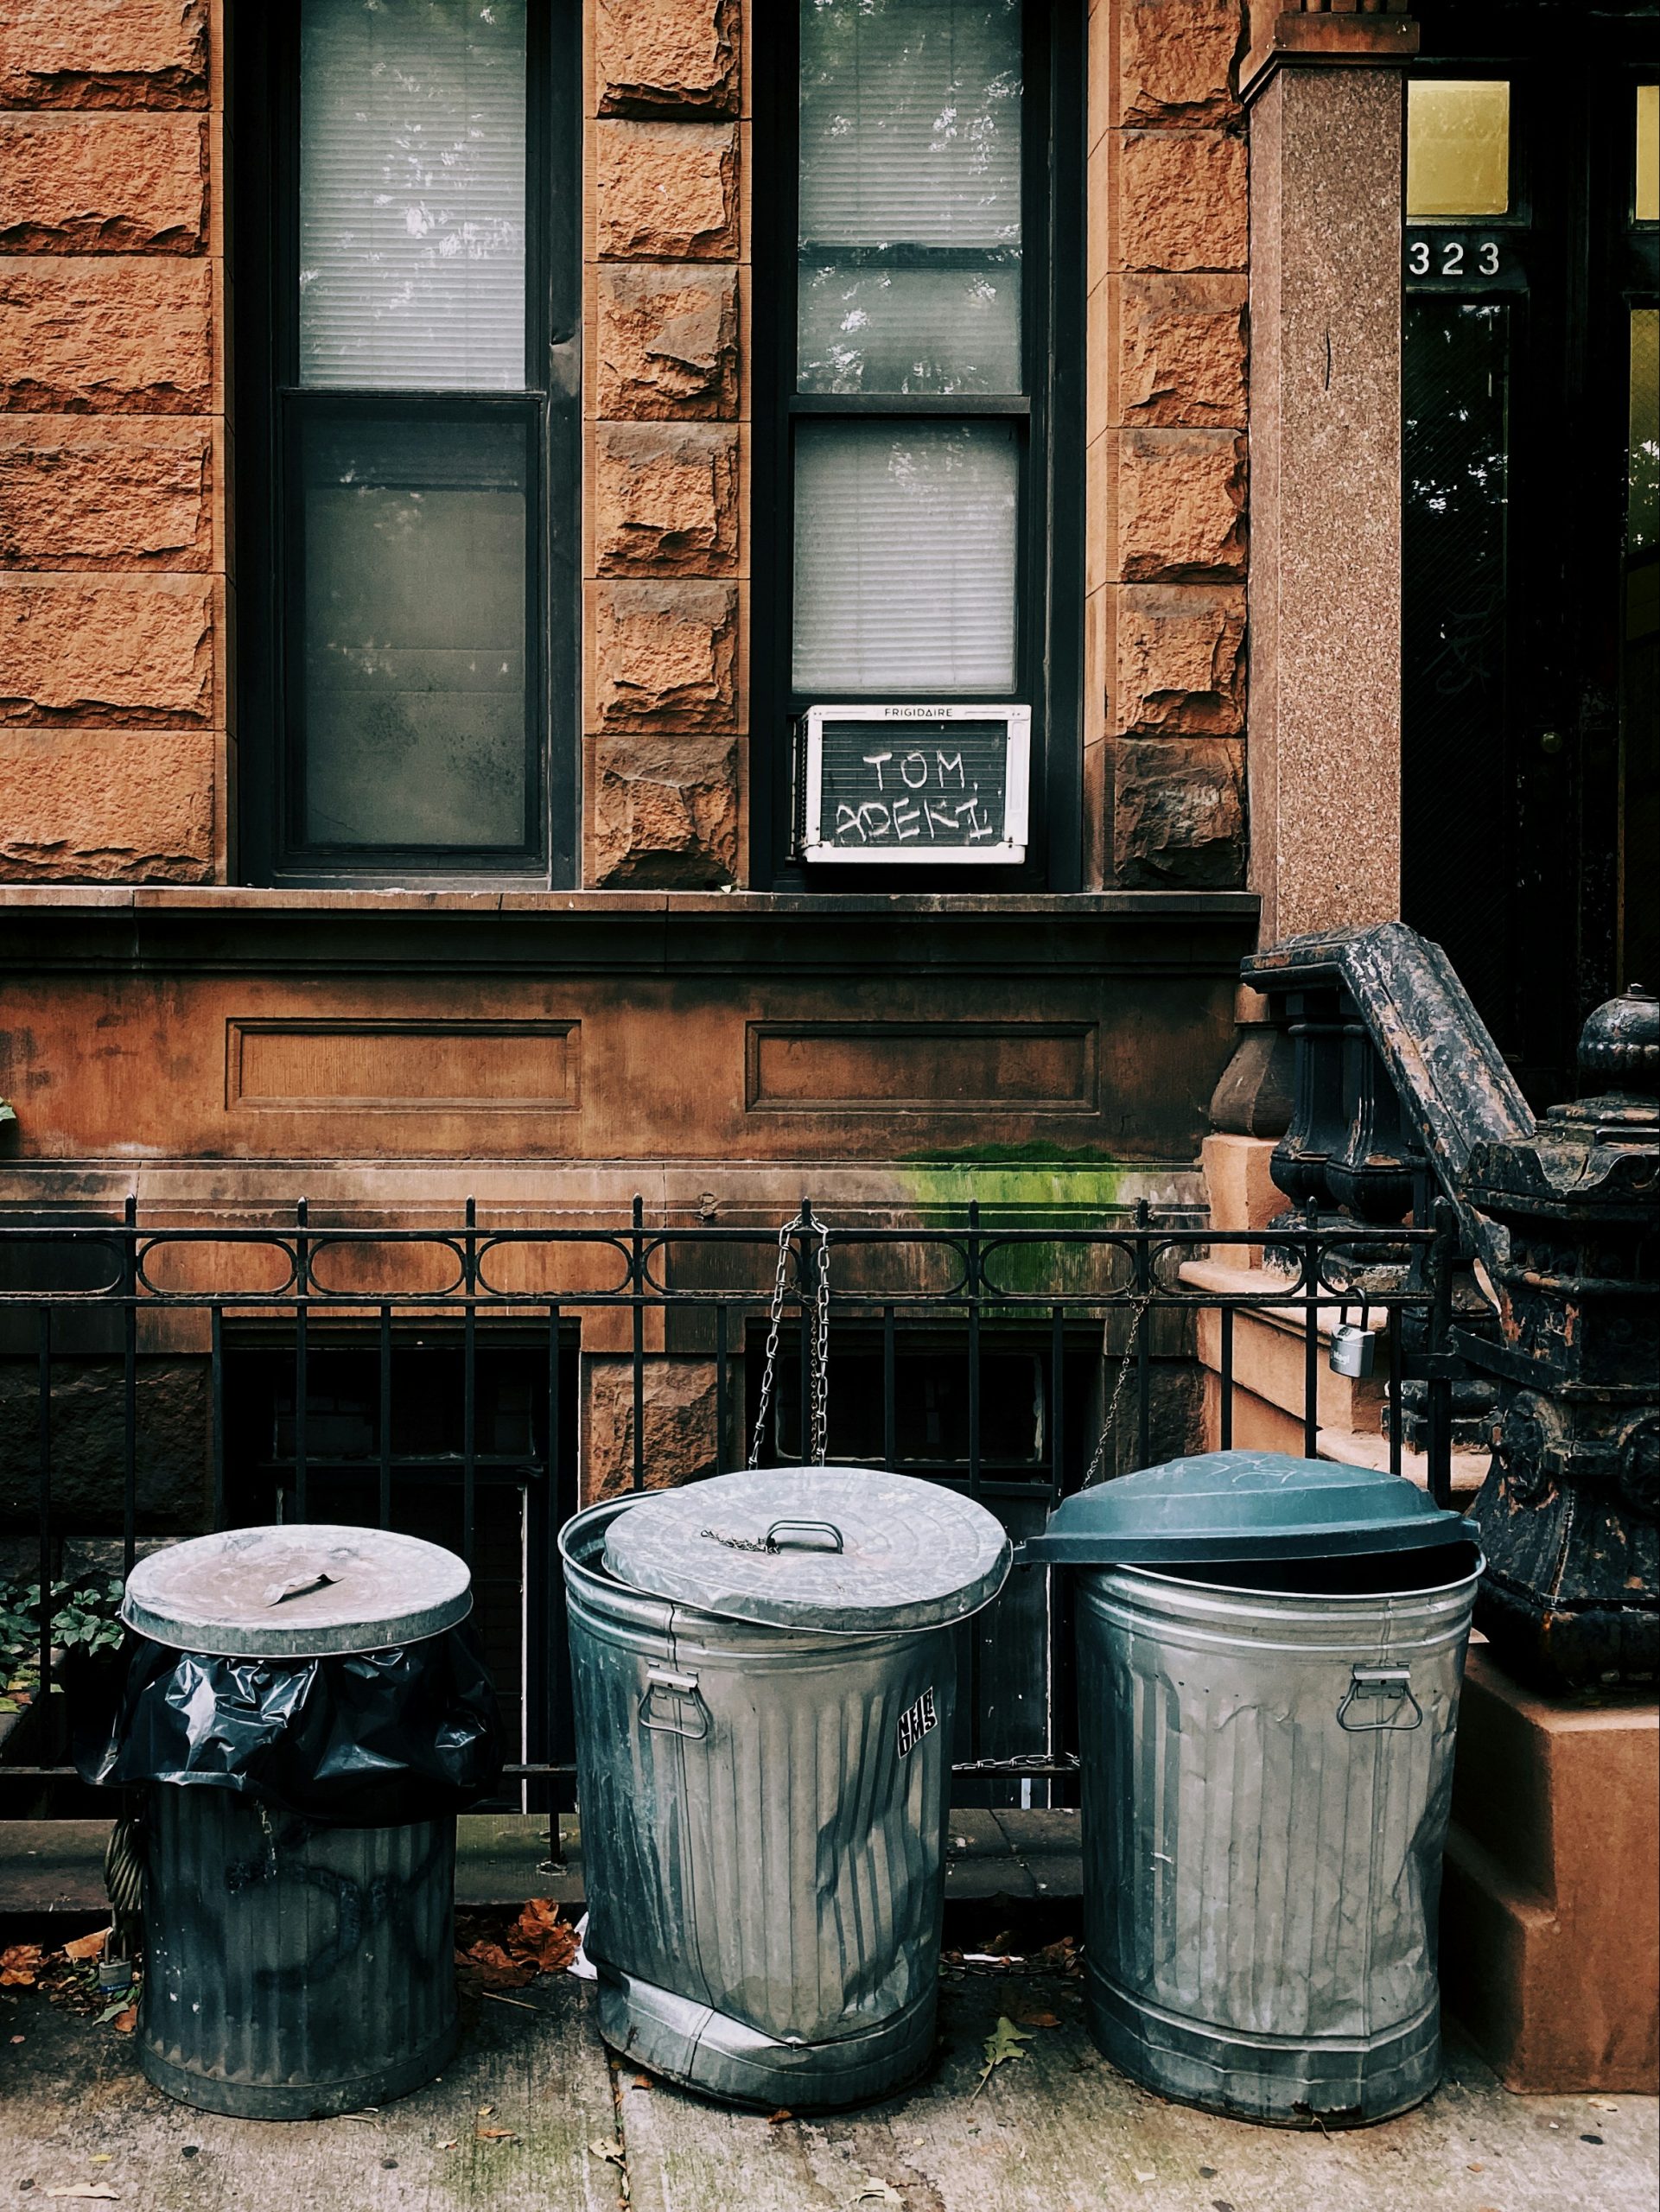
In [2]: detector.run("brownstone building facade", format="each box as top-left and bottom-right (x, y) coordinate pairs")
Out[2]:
(0, 0), (1655, 1499)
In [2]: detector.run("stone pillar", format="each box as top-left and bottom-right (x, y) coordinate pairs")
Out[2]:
(585, 0), (744, 887)
(1090, 0), (1250, 892)
(1243, 8), (1418, 942)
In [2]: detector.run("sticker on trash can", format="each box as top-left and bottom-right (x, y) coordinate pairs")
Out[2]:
(897, 1688), (938, 1758)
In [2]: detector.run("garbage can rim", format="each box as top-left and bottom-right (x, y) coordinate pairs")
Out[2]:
(1014, 1449), (1475, 1568)
(593, 1465), (1012, 1633)
(121, 1522), (474, 1658)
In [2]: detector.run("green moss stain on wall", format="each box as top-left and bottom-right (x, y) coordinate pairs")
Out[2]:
(896, 1149), (1135, 1303)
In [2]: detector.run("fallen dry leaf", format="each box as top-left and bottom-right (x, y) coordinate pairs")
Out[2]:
(1009, 2007), (1059, 2029)
(435, 2139), (457, 2152)
(588, 2139), (626, 2168)
(474, 2126), (518, 2143)
(111, 2008), (137, 2035)
(62, 1931), (108, 1966)
(766, 2108), (793, 2126)
(1, 1944), (44, 1988)
(1588, 2096), (1619, 2113)
(972, 2014), (1035, 2097)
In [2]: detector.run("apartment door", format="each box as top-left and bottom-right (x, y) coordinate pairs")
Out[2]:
(1402, 1), (1657, 1105)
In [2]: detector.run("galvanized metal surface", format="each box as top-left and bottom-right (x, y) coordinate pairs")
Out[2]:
(140, 1783), (458, 2118)
(122, 1524), (473, 1659)
(563, 1497), (963, 2109)
(601, 1465), (1013, 1633)
(1078, 1556), (1479, 2126)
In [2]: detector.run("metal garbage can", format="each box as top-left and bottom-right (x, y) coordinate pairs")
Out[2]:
(562, 1466), (1011, 2110)
(86, 1525), (500, 2119)
(1020, 1452), (1481, 2126)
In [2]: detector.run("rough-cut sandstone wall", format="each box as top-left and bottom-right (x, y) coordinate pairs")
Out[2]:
(0, 0), (1258, 894)
(0, 0), (222, 881)
(585, 0), (744, 887)
(1088, 0), (1250, 888)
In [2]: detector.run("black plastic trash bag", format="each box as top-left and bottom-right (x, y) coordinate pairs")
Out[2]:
(78, 1624), (502, 1825)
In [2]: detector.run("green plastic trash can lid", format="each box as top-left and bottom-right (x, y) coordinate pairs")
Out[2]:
(122, 1524), (474, 1658)
(601, 1465), (1013, 1632)
(1014, 1451), (1477, 1567)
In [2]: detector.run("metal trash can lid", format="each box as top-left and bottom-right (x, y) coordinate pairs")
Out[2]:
(121, 1524), (474, 1659)
(600, 1466), (1012, 1633)
(1014, 1451), (1477, 1567)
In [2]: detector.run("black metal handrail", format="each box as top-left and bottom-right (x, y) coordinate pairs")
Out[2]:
(0, 1196), (1460, 1806)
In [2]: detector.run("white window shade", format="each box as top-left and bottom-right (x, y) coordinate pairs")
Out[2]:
(792, 420), (1020, 692)
(798, 0), (1023, 248)
(299, 0), (527, 391)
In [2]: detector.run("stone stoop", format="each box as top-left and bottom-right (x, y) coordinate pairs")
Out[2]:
(1192, 1133), (1488, 1499)
(1439, 1646), (1660, 2094)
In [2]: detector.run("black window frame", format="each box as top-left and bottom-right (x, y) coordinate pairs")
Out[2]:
(231, 0), (581, 888)
(751, 0), (1084, 892)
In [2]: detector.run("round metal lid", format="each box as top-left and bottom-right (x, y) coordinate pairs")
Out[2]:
(122, 1524), (474, 1659)
(601, 1466), (1013, 1633)
(1014, 1452), (1477, 1568)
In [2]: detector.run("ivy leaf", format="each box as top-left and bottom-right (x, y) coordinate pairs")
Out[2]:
(971, 2014), (1035, 2098)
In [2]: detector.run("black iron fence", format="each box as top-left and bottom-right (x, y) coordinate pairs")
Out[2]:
(0, 1198), (1462, 1809)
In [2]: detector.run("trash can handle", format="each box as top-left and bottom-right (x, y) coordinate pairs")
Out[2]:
(1336, 1664), (1423, 1732)
(764, 1520), (844, 1554)
(639, 1668), (710, 1741)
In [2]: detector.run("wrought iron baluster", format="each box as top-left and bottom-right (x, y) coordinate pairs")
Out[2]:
(631, 1193), (646, 1492)
(378, 1303), (393, 1530)
(1220, 1305), (1234, 1451)
(210, 1306), (226, 1531)
(294, 1197), (308, 1522)
(36, 1307), (51, 1707)
(1135, 1198), (1152, 1470)
(463, 1195), (478, 1565)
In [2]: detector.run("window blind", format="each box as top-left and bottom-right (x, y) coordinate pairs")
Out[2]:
(792, 420), (1019, 691)
(798, 0), (1023, 247)
(798, 0), (1022, 396)
(299, 0), (527, 391)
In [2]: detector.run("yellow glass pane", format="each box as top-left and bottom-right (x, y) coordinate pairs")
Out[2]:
(1407, 79), (1511, 219)
(1638, 85), (1658, 223)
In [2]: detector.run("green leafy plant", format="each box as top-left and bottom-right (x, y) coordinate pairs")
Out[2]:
(0, 1571), (125, 1714)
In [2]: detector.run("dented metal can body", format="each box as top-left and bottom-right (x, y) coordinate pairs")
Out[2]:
(1078, 1554), (1479, 2126)
(140, 1786), (457, 2119)
(562, 1497), (957, 2109)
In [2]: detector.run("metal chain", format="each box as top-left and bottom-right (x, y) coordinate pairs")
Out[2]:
(700, 1525), (774, 1552)
(747, 1220), (794, 1471)
(747, 1215), (833, 1471)
(810, 1220), (832, 1465)
(1082, 1293), (1154, 1488)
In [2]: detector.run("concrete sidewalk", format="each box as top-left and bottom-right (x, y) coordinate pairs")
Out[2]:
(1, 1954), (1651, 2212)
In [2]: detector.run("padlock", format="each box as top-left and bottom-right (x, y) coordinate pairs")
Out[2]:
(1329, 1309), (1378, 1380)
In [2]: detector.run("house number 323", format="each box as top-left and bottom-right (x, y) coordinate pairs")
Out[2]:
(1407, 237), (1502, 278)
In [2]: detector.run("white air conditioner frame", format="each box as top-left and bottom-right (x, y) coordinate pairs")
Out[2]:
(798, 702), (1032, 867)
